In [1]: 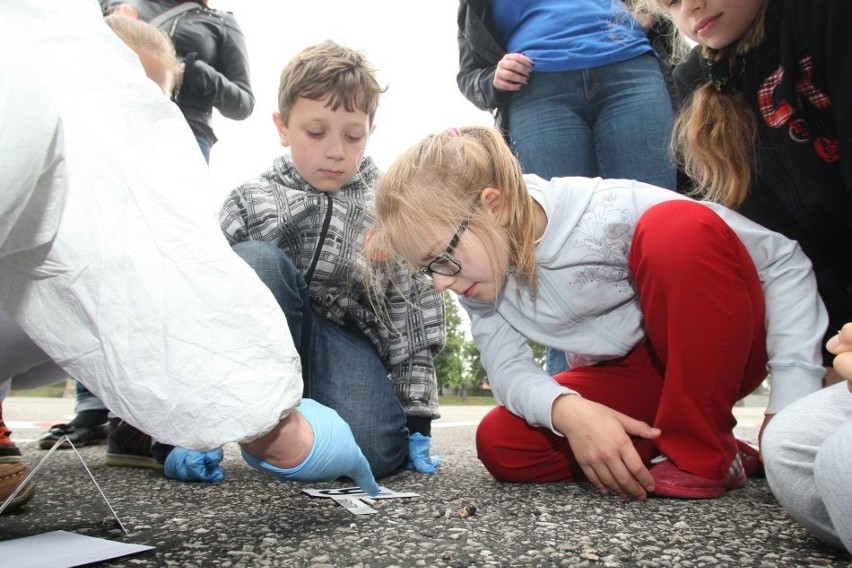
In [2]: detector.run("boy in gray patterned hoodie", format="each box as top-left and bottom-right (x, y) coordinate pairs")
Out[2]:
(220, 40), (445, 479)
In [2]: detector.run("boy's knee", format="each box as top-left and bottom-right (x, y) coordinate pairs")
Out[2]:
(232, 240), (281, 265)
(358, 426), (408, 479)
(232, 240), (301, 288)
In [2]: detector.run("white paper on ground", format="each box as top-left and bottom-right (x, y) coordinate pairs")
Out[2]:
(0, 531), (154, 568)
(331, 496), (379, 515)
(305, 486), (420, 516)
(303, 485), (420, 499)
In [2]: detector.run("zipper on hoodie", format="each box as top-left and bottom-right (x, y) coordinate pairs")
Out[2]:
(304, 193), (333, 285)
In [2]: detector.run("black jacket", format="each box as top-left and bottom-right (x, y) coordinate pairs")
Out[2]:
(674, 0), (852, 360)
(456, 0), (508, 133)
(105, 0), (254, 145)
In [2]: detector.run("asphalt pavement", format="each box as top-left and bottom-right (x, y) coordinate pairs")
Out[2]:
(1, 395), (850, 567)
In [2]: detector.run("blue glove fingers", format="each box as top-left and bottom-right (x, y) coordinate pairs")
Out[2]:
(347, 447), (380, 496)
(407, 433), (441, 474)
(203, 449), (225, 483)
(241, 399), (380, 495)
(164, 447), (224, 483)
(411, 453), (441, 474)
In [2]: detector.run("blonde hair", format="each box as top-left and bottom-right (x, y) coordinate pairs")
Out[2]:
(105, 14), (178, 95)
(369, 126), (540, 294)
(635, 1), (768, 208)
(277, 40), (386, 126)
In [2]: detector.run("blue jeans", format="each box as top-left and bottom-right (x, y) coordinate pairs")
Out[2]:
(232, 241), (408, 478)
(508, 53), (676, 375)
(545, 349), (569, 377)
(194, 134), (211, 164)
(507, 53), (676, 189)
(74, 381), (107, 413)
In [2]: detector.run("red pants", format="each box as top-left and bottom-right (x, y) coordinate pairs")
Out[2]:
(476, 201), (768, 482)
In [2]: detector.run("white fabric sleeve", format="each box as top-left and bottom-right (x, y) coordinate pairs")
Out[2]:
(708, 204), (828, 414)
(0, 0), (302, 449)
(464, 301), (574, 435)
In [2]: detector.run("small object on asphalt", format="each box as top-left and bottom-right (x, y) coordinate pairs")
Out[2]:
(331, 495), (378, 515)
(458, 505), (476, 519)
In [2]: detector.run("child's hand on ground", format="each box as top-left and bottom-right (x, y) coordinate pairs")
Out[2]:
(826, 322), (852, 392)
(552, 395), (660, 501)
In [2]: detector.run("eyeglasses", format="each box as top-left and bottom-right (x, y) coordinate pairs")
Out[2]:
(413, 217), (470, 284)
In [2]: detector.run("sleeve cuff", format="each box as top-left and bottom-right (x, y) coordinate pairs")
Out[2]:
(406, 415), (432, 437)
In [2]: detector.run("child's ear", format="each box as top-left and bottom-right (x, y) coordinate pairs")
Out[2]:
(479, 187), (509, 226)
(272, 112), (290, 147)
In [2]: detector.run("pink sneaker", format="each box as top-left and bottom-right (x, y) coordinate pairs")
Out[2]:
(650, 455), (747, 499)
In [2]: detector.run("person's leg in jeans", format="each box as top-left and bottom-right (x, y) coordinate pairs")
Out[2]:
(306, 317), (408, 479)
(194, 134), (211, 165)
(70, 381), (109, 425)
(591, 54), (676, 190)
(232, 240), (407, 478)
(507, 68), (597, 180)
(507, 68), (595, 376)
(231, 241), (311, 366)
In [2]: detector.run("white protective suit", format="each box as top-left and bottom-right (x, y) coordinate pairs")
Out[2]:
(0, 0), (302, 449)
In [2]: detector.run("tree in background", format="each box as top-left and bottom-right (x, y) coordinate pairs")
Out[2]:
(433, 292), (466, 397)
(435, 293), (551, 400)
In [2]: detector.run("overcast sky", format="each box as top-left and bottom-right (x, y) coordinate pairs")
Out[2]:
(207, 1), (493, 199)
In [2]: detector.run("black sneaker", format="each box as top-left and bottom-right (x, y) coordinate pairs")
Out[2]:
(38, 423), (109, 450)
(104, 418), (162, 471)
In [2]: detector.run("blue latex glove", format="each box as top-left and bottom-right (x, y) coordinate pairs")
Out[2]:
(241, 399), (380, 496)
(163, 447), (225, 483)
(407, 432), (441, 474)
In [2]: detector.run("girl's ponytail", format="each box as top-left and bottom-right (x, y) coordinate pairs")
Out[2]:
(673, 83), (757, 208)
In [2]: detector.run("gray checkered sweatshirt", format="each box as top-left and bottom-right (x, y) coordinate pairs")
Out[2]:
(219, 155), (445, 425)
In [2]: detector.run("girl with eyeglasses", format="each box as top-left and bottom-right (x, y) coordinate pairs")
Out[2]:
(367, 125), (827, 501)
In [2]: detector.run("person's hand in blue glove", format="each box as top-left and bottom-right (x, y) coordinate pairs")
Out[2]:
(240, 398), (380, 496)
(163, 447), (225, 483)
(407, 432), (441, 473)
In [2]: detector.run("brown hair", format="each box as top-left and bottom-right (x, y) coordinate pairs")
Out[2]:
(277, 40), (386, 126)
(368, 126), (540, 294)
(635, 1), (768, 208)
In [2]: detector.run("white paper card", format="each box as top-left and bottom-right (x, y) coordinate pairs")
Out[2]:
(303, 485), (420, 499)
(0, 530), (154, 568)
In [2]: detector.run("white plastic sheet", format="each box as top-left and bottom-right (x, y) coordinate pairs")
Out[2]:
(0, 0), (302, 449)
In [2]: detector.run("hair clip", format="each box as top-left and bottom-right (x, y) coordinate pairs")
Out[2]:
(445, 127), (462, 137)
